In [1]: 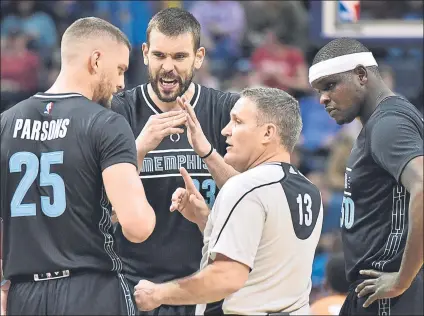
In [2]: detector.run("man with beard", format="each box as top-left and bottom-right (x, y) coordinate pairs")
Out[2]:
(0, 17), (156, 315)
(111, 8), (239, 316)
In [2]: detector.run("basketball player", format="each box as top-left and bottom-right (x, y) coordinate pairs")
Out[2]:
(134, 87), (323, 315)
(0, 17), (156, 315)
(111, 8), (239, 315)
(309, 38), (423, 315)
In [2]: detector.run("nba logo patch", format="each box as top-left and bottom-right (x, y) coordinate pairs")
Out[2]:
(44, 102), (54, 114)
(338, 0), (360, 23)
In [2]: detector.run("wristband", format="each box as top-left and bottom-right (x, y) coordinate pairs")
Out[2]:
(200, 145), (214, 159)
(1, 278), (8, 287)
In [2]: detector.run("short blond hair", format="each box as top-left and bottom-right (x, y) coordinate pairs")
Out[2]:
(62, 17), (131, 51)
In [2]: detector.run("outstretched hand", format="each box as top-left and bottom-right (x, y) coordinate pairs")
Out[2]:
(177, 96), (211, 157)
(170, 167), (209, 230)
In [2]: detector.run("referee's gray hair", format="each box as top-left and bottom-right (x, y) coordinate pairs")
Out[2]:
(241, 87), (302, 152)
(62, 17), (131, 51)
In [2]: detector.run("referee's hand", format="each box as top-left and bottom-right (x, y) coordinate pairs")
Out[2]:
(170, 167), (210, 231)
(0, 280), (9, 316)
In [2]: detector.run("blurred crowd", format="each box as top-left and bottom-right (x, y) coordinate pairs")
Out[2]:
(1, 0), (423, 313)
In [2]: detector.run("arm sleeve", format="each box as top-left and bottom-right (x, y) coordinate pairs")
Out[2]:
(111, 93), (132, 126)
(370, 112), (423, 182)
(210, 192), (265, 269)
(95, 112), (138, 172)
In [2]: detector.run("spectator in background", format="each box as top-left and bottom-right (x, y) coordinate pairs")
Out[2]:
(251, 29), (310, 98)
(195, 57), (220, 90)
(189, 0), (246, 78)
(311, 253), (350, 315)
(49, 1), (95, 37)
(325, 119), (362, 191)
(94, 0), (153, 48)
(225, 59), (262, 93)
(241, 1), (309, 53)
(94, 0), (156, 88)
(1, 29), (40, 112)
(1, 0), (57, 60)
(298, 94), (342, 161)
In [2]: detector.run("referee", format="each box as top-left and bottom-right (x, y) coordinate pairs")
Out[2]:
(134, 87), (323, 315)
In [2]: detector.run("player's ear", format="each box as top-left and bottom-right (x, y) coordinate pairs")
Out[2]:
(142, 43), (149, 66)
(262, 123), (277, 145)
(354, 66), (368, 85)
(89, 50), (101, 74)
(194, 47), (205, 70)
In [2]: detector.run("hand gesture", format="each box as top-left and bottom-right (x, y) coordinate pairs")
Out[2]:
(134, 280), (161, 311)
(1, 280), (10, 316)
(136, 110), (187, 156)
(355, 270), (408, 308)
(170, 167), (210, 229)
(176, 97), (211, 157)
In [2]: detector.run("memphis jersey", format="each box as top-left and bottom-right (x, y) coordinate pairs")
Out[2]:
(342, 96), (423, 282)
(0, 92), (137, 279)
(111, 83), (239, 284)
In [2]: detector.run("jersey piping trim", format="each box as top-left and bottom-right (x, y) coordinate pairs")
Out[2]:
(118, 273), (136, 316)
(378, 298), (391, 316)
(99, 187), (123, 272)
(33, 93), (83, 99)
(371, 185), (407, 271)
(213, 164), (286, 247)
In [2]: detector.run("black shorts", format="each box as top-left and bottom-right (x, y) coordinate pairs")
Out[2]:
(340, 270), (423, 316)
(7, 270), (136, 315)
(126, 277), (196, 316)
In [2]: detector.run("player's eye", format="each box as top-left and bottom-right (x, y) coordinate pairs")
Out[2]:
(324, 83), (336, 91)
(175, 54), (186, 60)
(153, 52), (165, 58)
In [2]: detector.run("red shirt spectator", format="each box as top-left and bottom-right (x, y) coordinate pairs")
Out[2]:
(1, 31), (39, 93)
(251, 31), (309, 94)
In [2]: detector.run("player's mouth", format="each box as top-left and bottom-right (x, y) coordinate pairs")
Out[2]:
(325, 107), (337, 117)
(159, 78), (178, 91)
(226, 142), (233, 151)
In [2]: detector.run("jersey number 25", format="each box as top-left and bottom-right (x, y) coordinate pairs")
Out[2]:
(9, 151), (66, 218)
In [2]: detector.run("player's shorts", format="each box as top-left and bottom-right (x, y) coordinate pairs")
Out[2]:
(340, 269), (423, 315)
(126, 277), (196, 316)
(7, 270), (136, 315)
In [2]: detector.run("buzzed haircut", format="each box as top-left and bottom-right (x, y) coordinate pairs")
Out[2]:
(312, 38), (380, 77)
(62, 17), (131, 51)
(146, 7), (201, 51)
(241, 87), (302, 153)
(325, 252), (350, 294)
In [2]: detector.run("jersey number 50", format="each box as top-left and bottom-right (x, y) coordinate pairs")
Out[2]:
(340, 196), (355, 229)
(9, 151), (66, 218)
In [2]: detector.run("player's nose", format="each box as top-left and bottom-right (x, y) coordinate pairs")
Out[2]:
(162, 57), (175, 72)
(319, 93), (331, 106)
